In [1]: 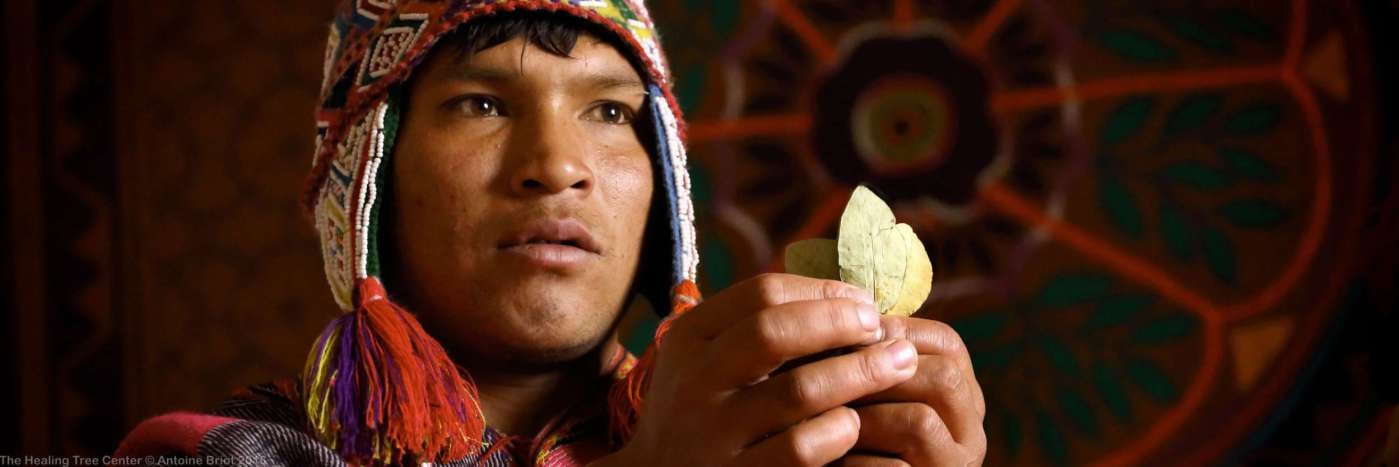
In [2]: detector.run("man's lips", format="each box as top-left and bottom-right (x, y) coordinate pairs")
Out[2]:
(498, 218), (601, 253)
(497, 218), (602, 270)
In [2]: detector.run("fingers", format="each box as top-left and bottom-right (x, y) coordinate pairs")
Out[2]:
(732, 406), (861, 467)
(855, 355), (986, 445)
(879, 317), (968, 365)
(851, 403), (963, 467)
(835, 454), (911, 467)
(733, 339), (918, 438)
(703, 297), (884, 387)
(880, 316), (985, 417)
(672, 273), (873, 341)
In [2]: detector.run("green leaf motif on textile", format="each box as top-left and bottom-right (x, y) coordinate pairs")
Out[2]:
(1101, 97), (1155, 145)
(1097, 29), (1177, 62)
(1100, 176), (1144, 237)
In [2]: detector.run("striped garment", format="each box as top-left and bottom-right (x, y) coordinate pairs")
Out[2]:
(115, 354), (628, 467)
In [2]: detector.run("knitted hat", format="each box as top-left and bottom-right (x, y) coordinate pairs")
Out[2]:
(301, 1), (699, 464)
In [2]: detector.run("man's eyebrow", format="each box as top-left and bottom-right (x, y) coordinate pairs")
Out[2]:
(449, 66), (519, 83)
(577, 72), (647, 93)
(447, 64), (646, 93)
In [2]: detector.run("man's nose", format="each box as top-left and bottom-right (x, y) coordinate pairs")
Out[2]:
(507, 114), (594, 197)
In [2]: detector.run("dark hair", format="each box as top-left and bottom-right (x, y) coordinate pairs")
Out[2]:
(438, 10), (641, 69)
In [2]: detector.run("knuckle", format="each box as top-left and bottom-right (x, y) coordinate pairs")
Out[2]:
(929, 320), (968, 354)
(858, 348), (890, 384)
(818, 279), (849, 300)
(752, 273), (786, 306)
(823, 299), (862, 333)
(970, 425), (989, 455)
(928, 357), (965, 392)
(785, 374), (825, 412)
(907, 405), (950, 443)
(779, 434), (816, 466)
(973, 383), (988, 418)
(750, 312), (789, 360)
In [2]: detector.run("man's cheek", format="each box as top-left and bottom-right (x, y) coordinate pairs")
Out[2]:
(598, 157), (653, 222)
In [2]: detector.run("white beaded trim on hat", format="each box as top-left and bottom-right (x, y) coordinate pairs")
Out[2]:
(354, 102), (390, 281)
(657, 99), (699, 283)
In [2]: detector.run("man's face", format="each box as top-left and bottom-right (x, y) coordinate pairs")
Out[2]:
(388, 34), (653, 370)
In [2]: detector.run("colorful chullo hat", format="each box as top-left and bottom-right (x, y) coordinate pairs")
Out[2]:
(302, 0), (700, 464)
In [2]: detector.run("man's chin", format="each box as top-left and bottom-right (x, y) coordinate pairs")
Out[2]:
(477, 333), (608, 372)
(418, 292), (627, 373)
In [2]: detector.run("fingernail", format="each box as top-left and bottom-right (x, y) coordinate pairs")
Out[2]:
(885, 339), (916, 370)
(857, 303), (880, 331)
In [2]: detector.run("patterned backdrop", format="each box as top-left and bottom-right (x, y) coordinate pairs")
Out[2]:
(3, 0), (1396, 465)
(636, 0), (1396, 465)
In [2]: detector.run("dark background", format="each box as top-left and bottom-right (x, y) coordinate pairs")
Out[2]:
(3, 0), (1397, 465)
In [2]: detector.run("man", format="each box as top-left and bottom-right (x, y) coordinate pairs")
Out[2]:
(116, 1), (986, 466)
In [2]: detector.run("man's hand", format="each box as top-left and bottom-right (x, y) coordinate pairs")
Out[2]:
(601, 273), (920, 466)
(841, 317), (987, 467)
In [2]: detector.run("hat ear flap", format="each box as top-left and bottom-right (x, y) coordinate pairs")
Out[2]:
(303, 92), (488, 465)
(633, 84), (686, 316)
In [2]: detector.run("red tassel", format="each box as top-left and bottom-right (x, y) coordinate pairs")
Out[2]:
(607, 281), (702, 446)
(306, 277), (487, 465)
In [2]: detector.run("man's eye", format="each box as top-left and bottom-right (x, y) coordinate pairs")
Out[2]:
(588, 102), (635, 125)
(454, 95), (503, 117)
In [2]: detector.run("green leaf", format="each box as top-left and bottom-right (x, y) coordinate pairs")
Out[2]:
(1131, 315), (1196, 344)
(1160, 162), (1231, 189)
(1036, 411), (1069, 466)
(952, 312), (1011, 342)
(1093, 363), (1133, 422)
(1125, 358), (1178, 402)
(1055, 386), (1100, 436)
(1097, 29), (1177, 62)
(1222, 103), (1281, 135)
(1038, 336), (1079, 376)
(1202, 227), (1236, 284)
(1164, 17), (1232, 54)
(1216, 8), (1277, 41)
(1087, 294), (1154, 330)
(1100, 176), (1144, 237)
(1159, 202), (1195, 260)
(1038, 273), (1113, 308)
(1216, 199), (1289, 228)
(1101, 97), (1155, 145)
(1218, 147), (1281, 182)
(1164, 94), (1223, 135)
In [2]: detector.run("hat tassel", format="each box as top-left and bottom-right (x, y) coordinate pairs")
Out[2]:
(303, 277), (486, 465)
